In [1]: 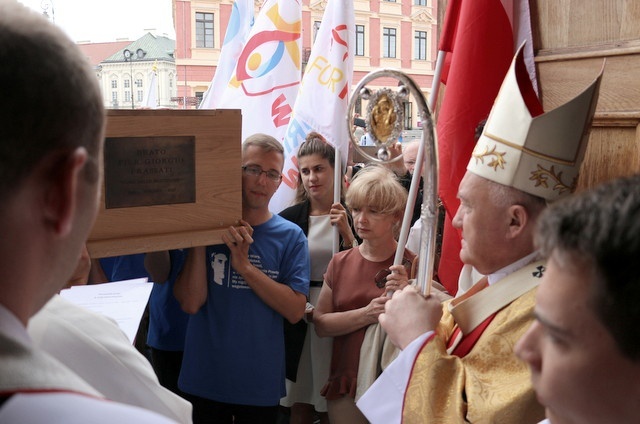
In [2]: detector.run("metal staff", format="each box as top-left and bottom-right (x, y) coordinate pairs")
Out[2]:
(346, 69), (438, 296)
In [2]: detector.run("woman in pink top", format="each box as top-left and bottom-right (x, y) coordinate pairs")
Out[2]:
(314, 165), (415, 424)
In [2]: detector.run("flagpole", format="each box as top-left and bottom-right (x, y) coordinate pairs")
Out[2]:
(428, 50), (447, 111)
(333, 149), (341, 255)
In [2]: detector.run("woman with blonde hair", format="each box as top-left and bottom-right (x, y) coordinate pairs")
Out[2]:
(314, 165), (415, 423)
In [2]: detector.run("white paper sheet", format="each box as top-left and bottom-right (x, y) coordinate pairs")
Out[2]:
(60, 278), (152, 344)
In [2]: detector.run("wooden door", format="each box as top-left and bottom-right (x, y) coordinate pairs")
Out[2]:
(531, 0), (640, 189)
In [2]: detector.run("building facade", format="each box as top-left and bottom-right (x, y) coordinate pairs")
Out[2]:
(99, 32), (177, 109)
(172, 0), (438, 130)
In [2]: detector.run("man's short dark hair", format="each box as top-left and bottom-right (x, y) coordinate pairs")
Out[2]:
(535, 174), (640, 361)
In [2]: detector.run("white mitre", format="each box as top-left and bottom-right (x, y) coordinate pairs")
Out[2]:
(467, 44), (604, 201)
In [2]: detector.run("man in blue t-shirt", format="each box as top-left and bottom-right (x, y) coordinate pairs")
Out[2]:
(174, 134), (310, 424)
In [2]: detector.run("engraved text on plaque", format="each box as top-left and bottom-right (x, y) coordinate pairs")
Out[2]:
(104, 136), (196, 209)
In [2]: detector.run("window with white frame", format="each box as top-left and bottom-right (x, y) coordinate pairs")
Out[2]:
(383, 27), (397, 58)
(111, 79), (118, 89)
(124, 79), (130, 88)
(404, 101), (413, 130)
(415, 0), (427, 5)
(196, 12), (214, 48)
(415, 31), (427, 60)
(355, 25), (365, 56)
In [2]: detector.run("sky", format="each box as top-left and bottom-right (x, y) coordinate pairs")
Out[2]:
(18, 0), (176, 43)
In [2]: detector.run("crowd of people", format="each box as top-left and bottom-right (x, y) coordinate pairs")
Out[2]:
(2, 2), (640, 424)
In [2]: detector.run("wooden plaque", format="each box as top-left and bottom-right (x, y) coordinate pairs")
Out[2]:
(87, 109), (242, 258)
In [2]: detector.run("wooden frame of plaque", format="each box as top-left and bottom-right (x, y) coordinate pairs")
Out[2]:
(87, 109), (242, 258)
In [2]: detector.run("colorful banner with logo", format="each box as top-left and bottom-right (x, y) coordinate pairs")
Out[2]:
(199, 0), (255, 109)
(216, 0), (302, 142)
(269, 0), (355, 212)
(435, 0), (537, 294)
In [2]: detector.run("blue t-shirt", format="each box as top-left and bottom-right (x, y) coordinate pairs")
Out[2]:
(107, 254), (150, 281)
(147, 249), (190, 351)
(178, 214), (310, 406)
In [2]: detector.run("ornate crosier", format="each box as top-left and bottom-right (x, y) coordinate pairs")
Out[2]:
(347, 69), (437, 296)
(529, 164), (575, 194)
(471, 145), (507, 171)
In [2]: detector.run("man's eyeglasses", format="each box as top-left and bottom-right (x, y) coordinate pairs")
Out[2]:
(242, 165), (282, 182)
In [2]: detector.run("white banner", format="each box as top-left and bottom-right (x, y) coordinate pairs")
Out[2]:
(199, 0), (255, 109)
(216, 0), (302, 142)
(270, 0), (355, 212)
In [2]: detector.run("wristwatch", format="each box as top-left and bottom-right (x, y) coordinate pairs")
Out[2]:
(351, 239), (359, 248)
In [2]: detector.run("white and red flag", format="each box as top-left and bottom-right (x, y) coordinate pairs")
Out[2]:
(269, 0), (355, 212)
(216, 0), (302, 142)
(199, 0), (254, 110)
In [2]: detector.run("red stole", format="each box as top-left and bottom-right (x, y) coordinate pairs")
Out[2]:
(447, 313), (496, 357)
(446, 276), (491, 357)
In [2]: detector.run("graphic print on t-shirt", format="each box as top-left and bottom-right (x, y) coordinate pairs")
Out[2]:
(210, 252), (228, 285)
(209, 250), (281, 290)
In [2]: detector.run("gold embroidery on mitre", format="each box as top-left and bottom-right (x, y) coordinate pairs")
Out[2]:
(529, 164), (576, 194)
(484, 131), (578, 166)
(472, 145), (507, 171)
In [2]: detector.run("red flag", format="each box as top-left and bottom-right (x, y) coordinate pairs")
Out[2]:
(436, 0), (535, 295)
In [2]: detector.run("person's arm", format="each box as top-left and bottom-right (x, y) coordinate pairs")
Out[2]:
(173, 247), (208, 314)
(235, 265), (306, 324)
(313, 281), (389, 337)
(378, 286), (543, 422)
(384, 142), (409, 177)
(28, 296), (192, 423)
(144, 251), (171, 284)
(330, 202), (358, 248)
(88, 254), (109, 284)
(222, 220), (307, 324)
